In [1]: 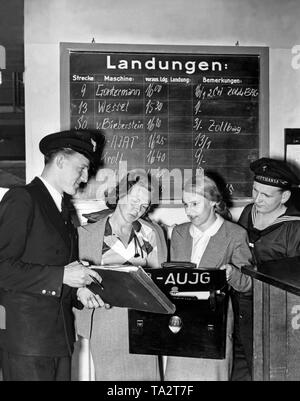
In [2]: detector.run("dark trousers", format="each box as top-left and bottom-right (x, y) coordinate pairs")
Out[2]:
(230, 290), (253, 381)
(2, 351), (71, 381)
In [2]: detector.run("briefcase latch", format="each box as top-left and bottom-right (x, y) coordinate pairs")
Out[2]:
(168, 315), (183, 334)
(136, 319), (144, 334)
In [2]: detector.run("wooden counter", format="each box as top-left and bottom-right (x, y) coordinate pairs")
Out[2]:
(242, 257), (300, 381)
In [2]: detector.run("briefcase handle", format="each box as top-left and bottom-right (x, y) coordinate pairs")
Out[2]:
(162, 261), (197, 269)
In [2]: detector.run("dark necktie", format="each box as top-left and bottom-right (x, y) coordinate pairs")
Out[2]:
(61, 196), (70, 223)
(61, 196), (78, 262)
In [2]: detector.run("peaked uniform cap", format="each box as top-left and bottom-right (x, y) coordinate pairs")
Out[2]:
(39, 129), (104, 164)
(250, 157), (299, 189)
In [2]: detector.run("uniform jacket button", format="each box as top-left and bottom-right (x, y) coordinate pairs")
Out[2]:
(42, 290), (46, 294)
(51, 291), (56, 296)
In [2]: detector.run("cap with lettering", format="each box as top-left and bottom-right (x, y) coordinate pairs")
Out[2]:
(39, 129), (104, 164)
(250, 157), (299, 189)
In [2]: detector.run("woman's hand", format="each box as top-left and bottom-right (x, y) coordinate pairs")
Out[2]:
(220, 264), (233, 281)
(76, 287), (105, 309)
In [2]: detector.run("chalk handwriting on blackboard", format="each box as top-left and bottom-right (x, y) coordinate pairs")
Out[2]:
(69, 51), (262, 199)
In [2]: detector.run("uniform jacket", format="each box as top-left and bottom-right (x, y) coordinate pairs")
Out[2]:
(233, 203), (300, 375)
(170, 219), (252, 292)
(238, 203), (300, 264)
(0, 177), (82, 356)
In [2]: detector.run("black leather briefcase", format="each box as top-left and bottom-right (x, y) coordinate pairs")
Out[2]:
(128, 266), (229, 359)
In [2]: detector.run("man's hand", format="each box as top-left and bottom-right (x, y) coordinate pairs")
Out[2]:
(63, 261), (102, 288)
(220, 264), (233, 281)
(76, 287), (105, 309)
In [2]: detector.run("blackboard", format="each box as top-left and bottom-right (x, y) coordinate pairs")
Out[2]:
(285, 128), (300, 177)
(60, 43), (269, 203)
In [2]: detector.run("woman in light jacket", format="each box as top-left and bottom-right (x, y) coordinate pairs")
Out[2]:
(164, 173), (253, 381)
(75, 176), (167, 381)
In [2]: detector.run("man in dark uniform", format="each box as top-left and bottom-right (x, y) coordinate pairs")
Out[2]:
(231, 157), (300, 381)
(0, 129), (104, 381)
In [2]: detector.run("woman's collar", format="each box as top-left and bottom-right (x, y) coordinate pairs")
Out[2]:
(189, 214), (224, 238)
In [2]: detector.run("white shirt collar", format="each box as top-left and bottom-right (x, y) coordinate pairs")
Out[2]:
(189, 214), (224, 239)
(38, 176), (63, 212)
(189, 214), (224, 267)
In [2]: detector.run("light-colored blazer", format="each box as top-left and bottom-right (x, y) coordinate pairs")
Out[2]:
(75, 213), (167, 381)
(170, 219), (252, 292)
(75, 213), (167, 338)
(164, 218), (252, 381)
(78, 210), (167, 266)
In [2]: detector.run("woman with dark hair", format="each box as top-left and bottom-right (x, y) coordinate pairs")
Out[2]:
(75, 175), (167, 381)
(164, 173), (253, 381)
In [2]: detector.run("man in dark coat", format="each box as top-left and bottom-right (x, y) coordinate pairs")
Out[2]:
(0, 129), (104, 381)
(231, 157), (300, 381)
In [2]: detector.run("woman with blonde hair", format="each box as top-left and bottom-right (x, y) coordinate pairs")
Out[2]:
(164, 172), (253, 381)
